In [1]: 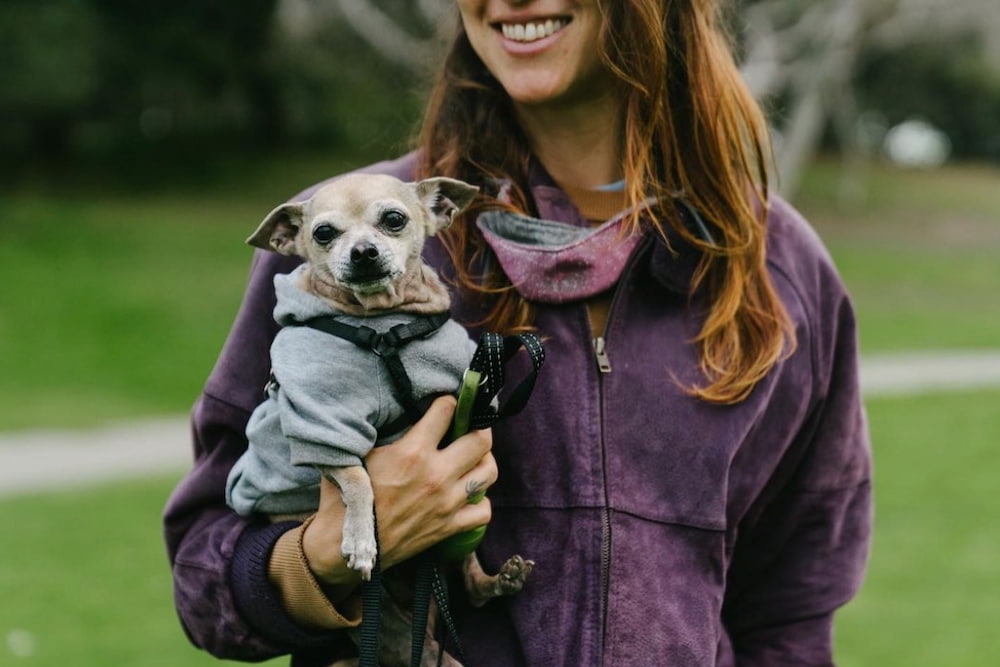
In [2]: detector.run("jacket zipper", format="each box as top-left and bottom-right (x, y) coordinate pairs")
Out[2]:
(589, 236), (652, 662)
(589, 309), (614, 664)
(593, 336), (612, 374)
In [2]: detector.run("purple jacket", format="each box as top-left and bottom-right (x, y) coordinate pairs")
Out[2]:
(164, 152), (872, 666)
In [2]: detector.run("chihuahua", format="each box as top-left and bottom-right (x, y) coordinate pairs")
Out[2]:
(229, 173), (532, 666)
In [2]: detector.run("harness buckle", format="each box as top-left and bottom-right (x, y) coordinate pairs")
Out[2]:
(353, 326), (379, 352)
(371, 335), (393, 358)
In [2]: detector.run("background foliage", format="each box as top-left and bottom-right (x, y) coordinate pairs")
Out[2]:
(0, 0), (427, 186)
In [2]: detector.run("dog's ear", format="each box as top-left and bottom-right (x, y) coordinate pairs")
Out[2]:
(247, 202), (305, 255)
(414, 177), (480, 234)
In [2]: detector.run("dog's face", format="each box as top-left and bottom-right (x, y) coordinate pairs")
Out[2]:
(248, 174), (478, 295)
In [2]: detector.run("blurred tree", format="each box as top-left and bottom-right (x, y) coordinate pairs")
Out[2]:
(856, 21), (1000, 161)
(733, 0), (1000, 194)
(0, 0), (102, 159)
(89, 0), (283, 146)
(1, 0), (288, 172)
(0, 0), (426, 183)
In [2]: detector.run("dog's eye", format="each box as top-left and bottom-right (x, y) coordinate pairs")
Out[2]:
(380, 210), (408, 233)
(312, 224), (338, 245)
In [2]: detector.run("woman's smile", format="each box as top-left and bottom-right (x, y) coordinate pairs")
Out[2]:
(496, 17), (570, 52)
(458, 1), (610, 108)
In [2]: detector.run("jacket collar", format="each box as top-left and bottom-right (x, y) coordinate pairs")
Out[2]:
(522, 163), (709, 297)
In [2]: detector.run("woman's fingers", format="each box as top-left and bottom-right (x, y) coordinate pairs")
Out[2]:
(456, 447), (498, 501)
(403, 394), (456, 446)
(454, 495), (493, 532)
(444, 426), (494, 476)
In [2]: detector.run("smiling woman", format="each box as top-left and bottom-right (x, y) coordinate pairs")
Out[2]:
(456, 0), (615, 127)
(165, 2), (872, 666)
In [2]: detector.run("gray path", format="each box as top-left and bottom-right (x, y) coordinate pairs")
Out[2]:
(2, 350), (1000, 498)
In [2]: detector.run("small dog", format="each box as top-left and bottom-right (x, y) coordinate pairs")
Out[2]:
(226, 173), (532, 666)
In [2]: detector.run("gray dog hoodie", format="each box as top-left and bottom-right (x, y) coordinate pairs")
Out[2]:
(226, 265), (475, 516)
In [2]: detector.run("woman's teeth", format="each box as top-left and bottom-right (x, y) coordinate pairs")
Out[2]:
(501, 19), (568, 42)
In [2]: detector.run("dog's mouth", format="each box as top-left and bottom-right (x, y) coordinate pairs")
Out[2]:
(340, 268), (400, 294)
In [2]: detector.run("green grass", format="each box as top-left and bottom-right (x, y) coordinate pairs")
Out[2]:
(1, 390), (996, 666)
(0, 152), (370, 430)
(0, 475), (283, 666)
(795, 160), (1000, 352)
(835, 389), (1000, 666)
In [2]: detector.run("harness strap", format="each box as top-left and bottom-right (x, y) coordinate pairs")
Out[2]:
(299, 311), (452, 424)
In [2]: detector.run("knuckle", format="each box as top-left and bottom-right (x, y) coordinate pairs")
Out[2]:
(484, 455), (499, 483)
(477, 497), (493, 522)
(422, 469), (448, 495)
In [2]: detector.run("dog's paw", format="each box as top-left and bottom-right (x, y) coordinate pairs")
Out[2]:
(496, 554), (534, 596)
(342, 538), (377, 581)
(341, 534), (378, 581)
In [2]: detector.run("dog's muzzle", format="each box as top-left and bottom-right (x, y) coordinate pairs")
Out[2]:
(343, 242), (393, 285)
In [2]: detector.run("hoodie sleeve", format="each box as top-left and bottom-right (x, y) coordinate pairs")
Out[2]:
(722, 239), (873, 665)
(269, 327), (382, 468)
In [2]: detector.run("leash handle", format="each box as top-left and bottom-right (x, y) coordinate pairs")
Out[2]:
(436, 332), (545, 562)
(437, 369), (488, 562)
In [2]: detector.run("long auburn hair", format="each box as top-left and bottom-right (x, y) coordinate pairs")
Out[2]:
(416, 0), (794, 404)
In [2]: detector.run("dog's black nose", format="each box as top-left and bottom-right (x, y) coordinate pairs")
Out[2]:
(350, 242), (380, 266)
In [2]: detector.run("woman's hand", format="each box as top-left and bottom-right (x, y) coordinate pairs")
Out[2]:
(302, 395), (496, 593)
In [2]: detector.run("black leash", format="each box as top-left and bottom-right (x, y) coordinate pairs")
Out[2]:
(357, 509), (383, 667)
(406, 331), (545, 666)
(294, 312), (544, 667)
(465, 332), (546, 432)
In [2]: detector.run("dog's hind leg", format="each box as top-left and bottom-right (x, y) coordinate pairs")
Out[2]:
(462, 552), (534, 608)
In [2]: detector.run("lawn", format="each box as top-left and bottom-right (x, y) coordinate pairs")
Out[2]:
(0, 475), (283, 666)
(0, 151), (369, 430)
(835, 390), (1000, 666)
(1, 390), (997, 666)
(1, 156), (998, 665)
(795, 160), (1000, 352)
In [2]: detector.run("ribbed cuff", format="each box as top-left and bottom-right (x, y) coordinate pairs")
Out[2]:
(230, 519), (345, 649)
(267, 516), (362, 630)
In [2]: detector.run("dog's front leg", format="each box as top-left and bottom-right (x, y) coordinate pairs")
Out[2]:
(320, 465), (377, 581)
(462, 552), (534, 608)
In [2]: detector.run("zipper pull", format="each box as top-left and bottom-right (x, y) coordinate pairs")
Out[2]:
(593, 336), (612, 374)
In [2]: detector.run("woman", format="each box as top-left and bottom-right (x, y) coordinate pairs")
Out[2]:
(164, 1), (872, 665)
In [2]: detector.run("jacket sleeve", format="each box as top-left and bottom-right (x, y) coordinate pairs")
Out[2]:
(722, 283), (873, 665)
(162, 250), (352, 660)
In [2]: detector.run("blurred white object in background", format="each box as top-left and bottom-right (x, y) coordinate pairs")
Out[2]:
(883, 118), (952, 167)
